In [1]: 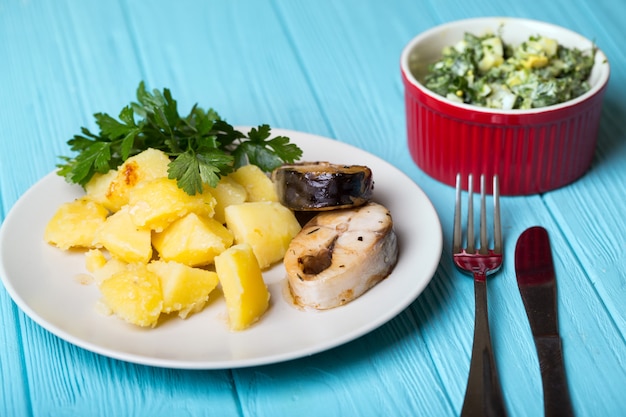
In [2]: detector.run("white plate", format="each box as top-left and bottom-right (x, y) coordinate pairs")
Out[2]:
(0, 129), (442, 369)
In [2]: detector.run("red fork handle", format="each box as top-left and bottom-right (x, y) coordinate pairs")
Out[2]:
(461, 279), (508, 417)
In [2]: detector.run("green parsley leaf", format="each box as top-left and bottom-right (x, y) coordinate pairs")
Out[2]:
(56, 82), (303, 194)
(168, 150), (234, 194)
(231, 124), (303, 171)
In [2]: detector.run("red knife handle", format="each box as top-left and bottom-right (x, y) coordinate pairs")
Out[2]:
(534, 335), (575, 417)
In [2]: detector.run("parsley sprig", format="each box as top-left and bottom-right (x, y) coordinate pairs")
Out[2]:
(57, 82), (302, 195)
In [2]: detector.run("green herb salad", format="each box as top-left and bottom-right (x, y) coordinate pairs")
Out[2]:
(423, 32), (596, 109)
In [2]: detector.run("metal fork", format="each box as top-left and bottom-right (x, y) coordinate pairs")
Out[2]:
(453, 173), (507, 417)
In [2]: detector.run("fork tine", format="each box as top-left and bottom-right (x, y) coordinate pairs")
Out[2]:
(466, 174), (475, 253)
(479, 174), (488, 254)
(453, 173), (462, 253)
(493, 175), (502, 254)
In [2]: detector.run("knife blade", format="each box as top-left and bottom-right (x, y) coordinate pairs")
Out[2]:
(515, 226), (575, 417)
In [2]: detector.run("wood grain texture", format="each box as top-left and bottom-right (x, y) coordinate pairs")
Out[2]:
(1, 0), (625, 416)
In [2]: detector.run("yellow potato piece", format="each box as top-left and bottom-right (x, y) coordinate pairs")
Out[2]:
(147, 260), (219, 318)
(91, 257), (128, 285)
(152, 212), (233, 267)
(225, 201), (301, 269)
(99, 263), (163, 327)
(85, 249), (108, 272)
(128, 177), (216, 232)
(84, 170), (118, 209)
(86, 148), (171, 212)
(44, 198), (109, 250)
(228, 164), (278, 202)
(211, 176), (248, 224)
(46, 152), (299, 332)
(214, 243), (270, 331)
(94, 207), (152, 264)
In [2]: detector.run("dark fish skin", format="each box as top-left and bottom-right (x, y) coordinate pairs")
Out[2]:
(272, 162), (374, 211)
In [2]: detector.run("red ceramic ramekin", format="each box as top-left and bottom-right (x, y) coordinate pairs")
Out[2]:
(400, 17), (610, 195)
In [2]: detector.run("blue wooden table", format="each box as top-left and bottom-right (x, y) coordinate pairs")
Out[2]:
(1, 1), (625, 416)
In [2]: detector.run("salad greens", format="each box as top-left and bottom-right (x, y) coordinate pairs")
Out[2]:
(423, 32), (596, 109)
(57, 82), (302, 195)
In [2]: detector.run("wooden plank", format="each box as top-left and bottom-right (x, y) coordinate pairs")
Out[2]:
(0, 296), (31, 417)
(120, 0), (328, 134)
(18, 317), (241, 416)
(545, 104), (626, 335)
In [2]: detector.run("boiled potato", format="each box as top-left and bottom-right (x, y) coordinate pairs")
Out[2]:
(94, 206), (152, 264)
(211, 176), (247, 224)
(44, 198), (109, 250)
(85, 248), (108, 272)
(214, 243), (270, 331)
(91, 257), (128, 285)
(228, 164), (278, 202)
(225, 201), (301, 269)
(147, 260), (219, 318)
(128, 177), (216, 232)
(84, 170), (118, 209)
(152, 212), (233, 266)
(99, 263), (163, 327)
(47, 146), (305, 331)
(86, 148), (171, 212)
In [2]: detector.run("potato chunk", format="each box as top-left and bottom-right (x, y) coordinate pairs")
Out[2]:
(87, 148), (171, 212)
(44, 198), (109, 250)
(85, 248), (108, 272)
(214, 243), (270, 331)
(94, 207), (152, 263)
(152, 212), (233, 267)
(225, 201), (301, 269)
(228, 164), (278, 202)
(84, 170), (118, 209)
(147, 260), (219, 318)
(91, 257), (128, 285)
(99, 263), (163, 327)
(211, 176), (248, 224)
(127, 177), (217, 232)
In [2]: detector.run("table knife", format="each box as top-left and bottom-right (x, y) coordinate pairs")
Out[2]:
(514, 226), (575, 417)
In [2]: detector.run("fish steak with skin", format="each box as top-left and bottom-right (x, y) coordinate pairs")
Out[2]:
(284, 202), (398, 309)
